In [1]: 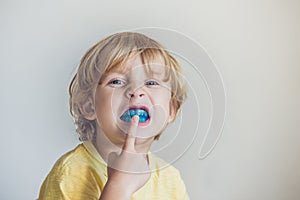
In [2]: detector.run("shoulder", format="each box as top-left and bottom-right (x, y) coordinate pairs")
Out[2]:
(53, 143), (90, 167)
(148, 153), (189, 199)
(38, 144), (104, 200)
(149, 153), (181, 178)
(47, 143), (106, 181)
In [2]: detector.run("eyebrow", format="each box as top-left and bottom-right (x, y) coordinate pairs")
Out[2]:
(99, 64), (169, 84)
(98, 72), (125, 84)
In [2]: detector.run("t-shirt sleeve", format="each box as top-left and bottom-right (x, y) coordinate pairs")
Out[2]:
(38, 161), (101, 200)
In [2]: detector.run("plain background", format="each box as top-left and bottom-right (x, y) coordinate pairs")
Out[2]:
(1, 0), (299, 199)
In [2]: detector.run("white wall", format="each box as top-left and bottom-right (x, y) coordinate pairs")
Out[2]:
(1, 0), (299, 199)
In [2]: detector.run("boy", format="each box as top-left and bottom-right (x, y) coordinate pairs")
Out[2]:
(38, 32), (189, 200)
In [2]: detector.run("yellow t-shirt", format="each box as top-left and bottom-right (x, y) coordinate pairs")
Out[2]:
(38, 141), (189, 200)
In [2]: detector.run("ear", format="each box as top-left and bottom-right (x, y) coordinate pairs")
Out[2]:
(168, 99), (177, 123)
(80, 96), (97, 120)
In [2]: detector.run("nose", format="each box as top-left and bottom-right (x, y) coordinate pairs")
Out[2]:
(126, 85), (145, 99)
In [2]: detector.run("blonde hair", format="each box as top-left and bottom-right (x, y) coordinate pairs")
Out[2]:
(69, 32), (187, 141)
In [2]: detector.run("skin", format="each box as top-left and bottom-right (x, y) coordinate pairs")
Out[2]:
(99, 115), (151, 199)
(89, 56), (176, 199)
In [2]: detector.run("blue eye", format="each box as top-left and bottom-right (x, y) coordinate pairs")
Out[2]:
(108, 79), (125, 87)
(145, 80), (159, 86)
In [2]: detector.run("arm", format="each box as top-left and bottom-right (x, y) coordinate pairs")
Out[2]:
(99, 116), (151, 200)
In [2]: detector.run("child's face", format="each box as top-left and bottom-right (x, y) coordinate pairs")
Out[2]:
(93, 56), (176, 147)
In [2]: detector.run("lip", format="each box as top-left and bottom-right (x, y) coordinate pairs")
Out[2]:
(137, 118), (150, 126)
(119, 104), (151, 125)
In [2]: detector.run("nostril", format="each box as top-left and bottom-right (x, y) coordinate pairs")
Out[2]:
(127, 92), (134, 98)
(128, 93), (144, 98)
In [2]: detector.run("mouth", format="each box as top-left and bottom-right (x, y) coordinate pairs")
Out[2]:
(120, 105), (150, 125)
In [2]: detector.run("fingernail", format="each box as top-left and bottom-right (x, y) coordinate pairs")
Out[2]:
(132, 115), (139, 123)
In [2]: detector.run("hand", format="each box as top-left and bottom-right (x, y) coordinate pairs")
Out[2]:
(100, 115), (151, 199)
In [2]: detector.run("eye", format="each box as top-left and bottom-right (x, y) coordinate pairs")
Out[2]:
(145, 80), (159, 86)
(108, 78), (126, 87)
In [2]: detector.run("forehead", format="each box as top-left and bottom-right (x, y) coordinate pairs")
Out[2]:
(107, 55), (167, 77)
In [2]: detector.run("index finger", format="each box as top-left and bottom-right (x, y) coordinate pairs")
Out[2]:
(123, 115), (139, 151)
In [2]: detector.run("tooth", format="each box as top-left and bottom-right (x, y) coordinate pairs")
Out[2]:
(144, 111), (148, 117)
(139, 116), (146, 122)
(129, 109), (135, 117)
(120, 113), (131, 122)
(120, 108), (149, 123)
(136, 109), (143, 116)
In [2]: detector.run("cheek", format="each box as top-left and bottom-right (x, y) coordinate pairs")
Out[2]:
(95, 91), (114, 123)
(158, 90), (171, 103)
(97, 90), (124, 119)
(110, 91), (123, 105)
(152, 91), (172, 111)
(95, 92), (110, 111)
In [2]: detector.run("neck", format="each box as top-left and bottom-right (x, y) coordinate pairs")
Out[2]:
(92, 127), (155, 164)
